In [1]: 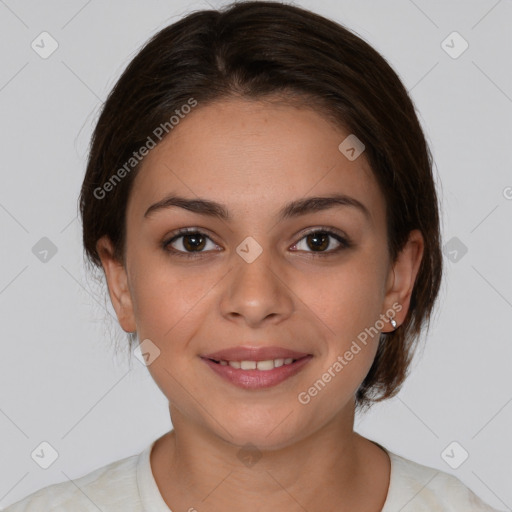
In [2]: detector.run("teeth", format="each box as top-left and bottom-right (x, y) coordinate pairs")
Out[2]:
(220, 358), (297, 370)
(256, 360), (274, 370)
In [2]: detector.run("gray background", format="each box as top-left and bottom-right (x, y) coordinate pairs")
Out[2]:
(0, 0), (511, 509)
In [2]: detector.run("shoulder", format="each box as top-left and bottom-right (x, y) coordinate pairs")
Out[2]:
(2, 451), (141, 512)
(382, 451), (503, 512)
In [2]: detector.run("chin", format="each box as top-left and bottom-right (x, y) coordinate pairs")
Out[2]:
(212, 410), (314, 453)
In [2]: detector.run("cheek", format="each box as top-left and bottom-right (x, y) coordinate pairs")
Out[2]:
(290, 253), (387, 398)
(294, 266), (384, 408)
(128, 254), (218, 343)
(296, 256), (386, 336)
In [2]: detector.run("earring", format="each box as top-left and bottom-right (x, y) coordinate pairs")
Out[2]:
(390, 318), (397, 329)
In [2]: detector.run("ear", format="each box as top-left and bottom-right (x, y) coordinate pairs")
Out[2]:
(381, 229), (424, 332)
(96, 235), (137, 333)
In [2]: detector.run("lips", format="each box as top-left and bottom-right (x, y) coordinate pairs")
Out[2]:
(202, 346), (310, 362)
(200, 346), (313, 389)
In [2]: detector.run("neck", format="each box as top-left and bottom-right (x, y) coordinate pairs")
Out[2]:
(150, 400), (390, 512)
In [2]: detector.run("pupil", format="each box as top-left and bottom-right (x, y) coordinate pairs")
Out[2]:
(308, 232), (328, 251)
(184, 233), (206, 251)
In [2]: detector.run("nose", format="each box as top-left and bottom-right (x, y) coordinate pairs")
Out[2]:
(220, 243), (294, 328)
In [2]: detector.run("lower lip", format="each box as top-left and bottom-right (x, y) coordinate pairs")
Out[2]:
(201, 356), (313, 389)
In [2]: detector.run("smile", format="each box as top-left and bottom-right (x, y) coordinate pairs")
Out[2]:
(201, 355), (313, 389)
(209, 357), (297, 370)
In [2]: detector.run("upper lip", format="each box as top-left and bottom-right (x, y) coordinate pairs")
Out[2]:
(202, 346), (311, 362)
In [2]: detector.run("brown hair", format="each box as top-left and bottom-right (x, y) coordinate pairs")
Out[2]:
(79, 0), (443, 411)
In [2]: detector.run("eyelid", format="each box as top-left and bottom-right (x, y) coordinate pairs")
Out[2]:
(166, 226), (219, 243)
(162, 225), (352, 257)
(294, 225), (350, 243)
(289, 226), (351, 255)
(163, 227), (221, 256)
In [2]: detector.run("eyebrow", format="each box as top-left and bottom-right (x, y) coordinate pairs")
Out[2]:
(144, 193), (371, 222)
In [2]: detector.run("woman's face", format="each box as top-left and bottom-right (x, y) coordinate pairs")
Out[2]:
(98, 97), (423, 449)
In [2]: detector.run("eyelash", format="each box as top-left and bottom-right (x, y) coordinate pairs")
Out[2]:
(162, 227), (352, 259)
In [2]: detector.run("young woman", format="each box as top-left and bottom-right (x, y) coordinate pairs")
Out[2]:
(4, 1), (501, 511)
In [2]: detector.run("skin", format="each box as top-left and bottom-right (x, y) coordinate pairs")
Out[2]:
(97, 97), (424, 512)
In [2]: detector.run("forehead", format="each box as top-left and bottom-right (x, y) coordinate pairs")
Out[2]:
(127, 98), (384, 224)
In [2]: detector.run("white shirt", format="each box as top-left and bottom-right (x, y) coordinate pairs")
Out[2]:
(2, 439), (501, 511)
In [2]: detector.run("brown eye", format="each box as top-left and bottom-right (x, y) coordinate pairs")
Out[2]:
(306, 231), (330, 251)
(291, 229), (350, 256)
(181, 233), (207, 252)
(163, 229), (219, 257)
